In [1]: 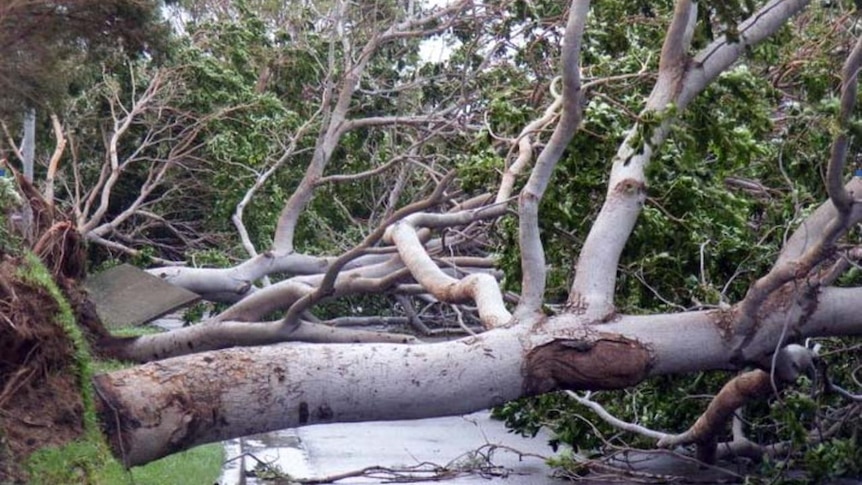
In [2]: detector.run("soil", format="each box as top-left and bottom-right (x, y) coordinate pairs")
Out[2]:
(0, 255), (84, 483)
(0, 171), (115, 483)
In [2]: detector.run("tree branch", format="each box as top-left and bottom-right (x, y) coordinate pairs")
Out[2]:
(567, 0), (697, 319)
(79, 71), (162, 234)
(280, 172), (456, 328)
(566, 391), (668, 441)
(515, 0), (589, 316)
(43, 113), (66, 206)
(568, 0), (808, 319)
(733, 34), (862, 358)
(658, 345), (814, 463)
(826, 34), (862, 214)
(384, 196), (513, 329)
(232, 115), (319, 259)
(270, 1), (471, 253)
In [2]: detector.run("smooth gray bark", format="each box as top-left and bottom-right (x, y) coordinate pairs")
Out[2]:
(95, 286), (862, 467)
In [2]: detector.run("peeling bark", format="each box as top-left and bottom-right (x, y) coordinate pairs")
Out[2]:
(523, 334), (652, 395)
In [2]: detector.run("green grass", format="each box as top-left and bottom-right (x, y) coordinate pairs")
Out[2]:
(26, 439), (224, 485)
(109, 324), (165, 338)
(124, 445), (225, 485)
(17, 253), (225, 484)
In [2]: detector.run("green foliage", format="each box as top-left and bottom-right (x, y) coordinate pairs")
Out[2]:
(248, 460), (292, 481)
(804, 438), (862, 482)
(186, 248), (233, 268)
(167, 19), (301, 249)
(182, 302), (209, 325)
(487, 2), (861, 480)
(130, 246), (157, 268)
(0, 0), (169, 115)
(0, 175), (24, 254)
(494, 371), (733, 452)
(109, 325), (165, 338)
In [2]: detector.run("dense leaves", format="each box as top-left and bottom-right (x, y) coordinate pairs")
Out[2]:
(489, 2), (861, 481)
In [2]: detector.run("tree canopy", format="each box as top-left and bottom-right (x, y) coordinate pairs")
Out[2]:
(0, 0), (167, 115)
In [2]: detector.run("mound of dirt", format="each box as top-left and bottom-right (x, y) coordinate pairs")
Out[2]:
(0, 255), (85, 483)
(0, 170), (115, 483)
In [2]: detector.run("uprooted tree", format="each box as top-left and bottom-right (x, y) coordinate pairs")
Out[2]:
(4, 0), (862, 476)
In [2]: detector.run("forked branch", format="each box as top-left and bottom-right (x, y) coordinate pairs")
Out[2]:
(270, 1), (471, 253)
(568, 0), (808, 318)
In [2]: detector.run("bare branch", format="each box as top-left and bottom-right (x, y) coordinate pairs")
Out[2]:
(85, 232), (177, 266)
(0, 120), (24, 164)
(495, 85), (562, 205)
(658, 345), (814, 462)
(734, 37), (862, 357)
(826, 35), (862, 214)
(777, 178), (862, 266)
(318, 152), (409, 185)
(43, 113), (66, 206)
(567, 0), (697, 319)
(657, 370), (772, 461)
(270, 0), (473, 253)
(515, 0), (589, 316)
(232, 116), (318, 258)
(338, 112), (453, 134)
(566, 391), (669, 441)
(108, 318), (418, 363)
(680, 0), (811, 107)
(78, 71), (163, 234)
(280, 173), (456, 328)
(384, 193), (512, 329)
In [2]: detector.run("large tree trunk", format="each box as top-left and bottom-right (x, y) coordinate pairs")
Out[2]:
(94, 328), (527, 467)
(93, 291), (862, 467)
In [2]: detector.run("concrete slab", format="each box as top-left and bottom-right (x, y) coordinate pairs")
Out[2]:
(84, 263), (200, 329)
(228, 411), (564, 484)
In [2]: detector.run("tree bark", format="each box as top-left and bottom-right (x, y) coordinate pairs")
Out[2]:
(94, 286), (862, 467)
(81, 0), (862, 473)
(95, 327), (527, 467)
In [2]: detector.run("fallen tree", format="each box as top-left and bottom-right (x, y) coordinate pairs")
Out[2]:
(4, 0), (861, 477)
(85, 0), (862, 469)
